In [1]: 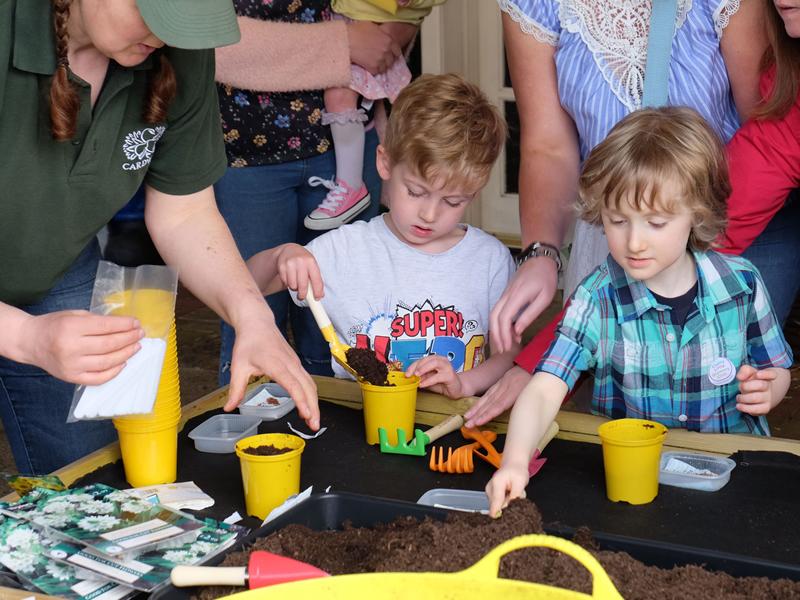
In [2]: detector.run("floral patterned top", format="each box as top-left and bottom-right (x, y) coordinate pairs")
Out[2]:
(218, 0), (333, 167)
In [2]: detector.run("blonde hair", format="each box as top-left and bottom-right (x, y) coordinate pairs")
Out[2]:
(577, 107), (730, 251)
(382, 73), (507, 192)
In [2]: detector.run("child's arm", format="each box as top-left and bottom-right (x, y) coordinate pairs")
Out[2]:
(246, 243), (325, 300)
(485, 372), (567, 517)
(405, 343), (520, 399)
(735, 365), (791, 416)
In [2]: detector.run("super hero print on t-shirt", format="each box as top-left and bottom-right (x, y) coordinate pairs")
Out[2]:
(347, 299), (486, 372)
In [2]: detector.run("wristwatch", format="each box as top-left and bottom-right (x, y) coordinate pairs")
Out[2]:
(515, 241), (562, 272)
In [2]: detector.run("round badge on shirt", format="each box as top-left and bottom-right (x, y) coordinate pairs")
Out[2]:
(708, 357), (736, 386)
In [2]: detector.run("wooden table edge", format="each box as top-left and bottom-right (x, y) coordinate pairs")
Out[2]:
(3, 375), (798, 502)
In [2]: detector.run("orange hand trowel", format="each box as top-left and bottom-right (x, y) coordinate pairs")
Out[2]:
(305, 283), (359, 378)
(170, 550), (328, 590)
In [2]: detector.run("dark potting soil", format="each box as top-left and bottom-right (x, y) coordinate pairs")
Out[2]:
(194, 500), (800, 599)
(345, 347), (389, 386)
(240, 445), (292, 456)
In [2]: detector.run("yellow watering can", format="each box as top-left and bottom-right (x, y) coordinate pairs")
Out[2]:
(221, 534), (623, 599)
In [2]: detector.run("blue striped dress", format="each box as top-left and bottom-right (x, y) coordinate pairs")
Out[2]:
(499, 0), (744, 295)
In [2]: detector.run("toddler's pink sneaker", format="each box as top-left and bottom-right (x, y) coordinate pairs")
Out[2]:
(305, 177), (370, 230)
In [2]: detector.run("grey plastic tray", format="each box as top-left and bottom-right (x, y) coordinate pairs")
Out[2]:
(417, 488), (490, 513)
(238, 383), (295, 421)
(659, 451), (736, 492)
(187, 414), (261, 453)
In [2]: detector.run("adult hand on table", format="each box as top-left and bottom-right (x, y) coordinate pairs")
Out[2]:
(464, 365), (531, 428)
(225, 312), (320, 430)
(14, 310), (144, 385)
(347, 20), (401, 74)
(490, 257), (558, 354)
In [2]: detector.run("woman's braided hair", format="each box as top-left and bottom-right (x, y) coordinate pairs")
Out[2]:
(49, 0), (177, 141)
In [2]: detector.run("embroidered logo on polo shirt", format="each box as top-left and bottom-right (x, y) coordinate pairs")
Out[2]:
(122, 126), (166, 171)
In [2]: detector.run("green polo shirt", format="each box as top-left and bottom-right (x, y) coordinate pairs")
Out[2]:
(0, 0), (227, 305)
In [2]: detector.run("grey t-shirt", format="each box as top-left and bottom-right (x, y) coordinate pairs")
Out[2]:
(293, 215), (515, 379)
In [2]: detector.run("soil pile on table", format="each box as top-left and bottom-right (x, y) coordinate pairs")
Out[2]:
(345, 347), (389, 385)
(195, 500), (800, 599)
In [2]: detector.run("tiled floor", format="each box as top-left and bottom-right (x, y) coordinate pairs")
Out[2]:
(1, 287), (798, 497)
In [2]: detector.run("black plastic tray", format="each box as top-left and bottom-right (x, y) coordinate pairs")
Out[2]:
(153, 491), (800, 598)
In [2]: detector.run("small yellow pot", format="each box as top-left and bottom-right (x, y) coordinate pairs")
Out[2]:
(235, 433), (306, 520)
(597, 418), (667, 505)
(359, 371), (419, 445)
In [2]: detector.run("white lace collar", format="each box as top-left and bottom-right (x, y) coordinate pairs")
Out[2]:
(559, 0), (693, 111)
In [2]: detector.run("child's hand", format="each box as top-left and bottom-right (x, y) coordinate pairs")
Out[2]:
(276, 245), (324, 301)
(405, 355), (465, 398)
(736, 365), (782, 416)
(485, 464), (529, 518)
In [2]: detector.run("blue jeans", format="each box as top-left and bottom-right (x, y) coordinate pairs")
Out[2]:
(0, 240), (116, 475)
(215, 130), (382, 384)
(741, 193), (800, 326)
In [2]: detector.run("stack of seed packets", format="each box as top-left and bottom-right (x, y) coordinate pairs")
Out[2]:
(0, 513), (136, 599)
(0, 484), (245, 595)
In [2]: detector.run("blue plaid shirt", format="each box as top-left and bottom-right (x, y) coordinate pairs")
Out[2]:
(537, 251), (793, 435)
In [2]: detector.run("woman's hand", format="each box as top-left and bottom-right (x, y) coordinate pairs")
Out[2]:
(226, 311), (320, 430)
(464, 365), (531, 428)
(490, 257), (558, 354)
(17, 310), (144, 385)
(347, 20), (401, 74)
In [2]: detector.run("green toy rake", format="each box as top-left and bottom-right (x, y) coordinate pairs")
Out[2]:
(378, 414), (464, 456)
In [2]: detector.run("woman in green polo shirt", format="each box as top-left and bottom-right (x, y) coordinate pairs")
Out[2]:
(0, 0), (319, 476)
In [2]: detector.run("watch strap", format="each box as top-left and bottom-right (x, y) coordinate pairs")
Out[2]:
(516, 241), (562, 272)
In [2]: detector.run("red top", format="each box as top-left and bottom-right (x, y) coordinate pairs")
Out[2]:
(517, 66), (800, 371)
(719, 66), (800, 254)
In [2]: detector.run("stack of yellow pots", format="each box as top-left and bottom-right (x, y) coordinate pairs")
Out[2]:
(106, 289), (181, 487)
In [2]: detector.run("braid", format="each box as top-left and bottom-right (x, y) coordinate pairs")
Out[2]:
(143, 53), (177, 124)
(49, 0), (80, 141)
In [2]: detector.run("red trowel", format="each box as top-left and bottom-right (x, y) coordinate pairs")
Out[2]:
(528, 421), (559, 477)
(170, 550), (328, 589)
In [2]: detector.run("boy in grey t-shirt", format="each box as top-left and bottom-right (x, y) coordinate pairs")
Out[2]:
(247, 74), (519, 399)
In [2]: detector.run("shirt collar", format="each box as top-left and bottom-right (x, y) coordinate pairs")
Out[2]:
(13, 0), (155, 75)
(13, 0), (56, 75)
(607, 250), (752, 324)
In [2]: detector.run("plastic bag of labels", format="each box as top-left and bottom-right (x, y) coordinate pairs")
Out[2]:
(69, 261), (178, 421)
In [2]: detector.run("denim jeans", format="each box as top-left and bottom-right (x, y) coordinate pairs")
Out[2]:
(0, 240), (116, 475)
(741, 193), (800, 326)
(215, 129), (382, 384)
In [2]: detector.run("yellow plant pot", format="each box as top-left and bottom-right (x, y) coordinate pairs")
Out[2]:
(359, 371), (419, 445)
(597, 418), (667, 505)
(235, 433), (306, 520)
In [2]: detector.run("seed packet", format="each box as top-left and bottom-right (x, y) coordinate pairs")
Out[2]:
(4, 474), (67, 497)
(47, 519), (244, 592)
(69, 262), (178, 420)
(0, 514), (136, 600)
(0, 484), (204, 556)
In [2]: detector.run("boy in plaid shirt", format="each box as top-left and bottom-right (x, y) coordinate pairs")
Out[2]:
(487, 107), (793, 517)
